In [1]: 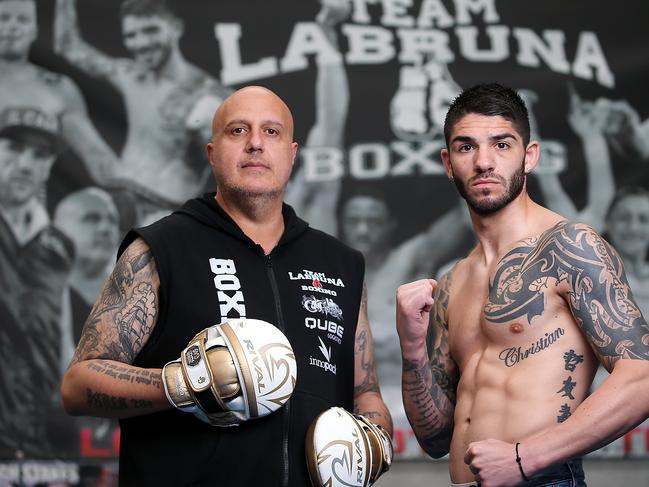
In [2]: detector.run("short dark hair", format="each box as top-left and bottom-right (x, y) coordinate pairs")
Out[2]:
(120, 0), (176, 20)
(443, 83), (531, 146)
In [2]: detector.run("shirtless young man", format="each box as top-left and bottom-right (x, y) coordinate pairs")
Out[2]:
(54, 0), (230, 222)
(396, 83), (649, 486)
(0, 0), (117, 183)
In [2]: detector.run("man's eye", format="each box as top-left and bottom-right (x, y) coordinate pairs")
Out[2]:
(7, 140), (23, 152)
(231, 127), (245, 134)
(459, 144), (472, 152)
(496, 142), (509, 149)
(266, 128), (278, 135)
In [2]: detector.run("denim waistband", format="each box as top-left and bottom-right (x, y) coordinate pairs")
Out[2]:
(451, 458), (586, 487)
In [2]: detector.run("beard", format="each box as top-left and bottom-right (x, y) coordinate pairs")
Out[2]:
(216, 180), (285, 210)
(133, 43), (171, 71)
(453, 159), (526, 215)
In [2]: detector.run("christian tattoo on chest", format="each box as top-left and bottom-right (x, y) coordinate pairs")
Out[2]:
(72, 242), (158, 365)
(498, 327), (565, 367)
(486, 222), (649, 368)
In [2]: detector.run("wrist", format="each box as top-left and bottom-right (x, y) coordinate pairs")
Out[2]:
(515, 442), (530, 482)
(399, 334), (427, 358)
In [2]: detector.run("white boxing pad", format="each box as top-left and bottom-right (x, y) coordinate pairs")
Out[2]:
(163, 318), (297, 426)
(216, 318), (298, 419)
(306, 407), (373, 487)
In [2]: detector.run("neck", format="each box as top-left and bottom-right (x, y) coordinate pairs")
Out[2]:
(157, 47), (187, 80)
(0, 197), (48, 244)
(215, 191), (285, 255)
(69, 265), (108, 304)
(469, 191), (554, 264)
(363, 247), (390, 278)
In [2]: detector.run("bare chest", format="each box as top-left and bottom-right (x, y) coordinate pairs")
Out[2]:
(447, 241), (575, 362)
(1, 73), (67, 115)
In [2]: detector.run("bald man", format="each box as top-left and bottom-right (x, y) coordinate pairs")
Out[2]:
(54, 187), (120, 356)
(61, 86), (392, 486)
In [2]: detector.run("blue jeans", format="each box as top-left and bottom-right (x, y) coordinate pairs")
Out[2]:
(459, 458), (587, 487)
(527, 458), (586, 487)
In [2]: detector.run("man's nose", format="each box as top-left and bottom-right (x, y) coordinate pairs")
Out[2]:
(627, 216), (645, 232)
(246, 131), (264, 152)
(15, 149), (38, 170)
(355, 220), (370, 235)
(474, 147), (496, 173)
(129, 33), (149, 50)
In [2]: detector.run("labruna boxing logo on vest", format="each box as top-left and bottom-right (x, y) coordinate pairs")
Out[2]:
(209, 258), (246, 322)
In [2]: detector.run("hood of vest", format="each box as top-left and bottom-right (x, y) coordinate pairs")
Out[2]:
(174, 193), (310, 250)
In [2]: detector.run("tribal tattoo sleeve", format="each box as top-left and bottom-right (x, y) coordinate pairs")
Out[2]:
(402, 270), (459, 457)
(485, 221), (649, 370)
(71, 238), (160, 366)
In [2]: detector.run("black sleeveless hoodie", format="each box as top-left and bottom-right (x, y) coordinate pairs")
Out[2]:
(117, 194), (364, 487)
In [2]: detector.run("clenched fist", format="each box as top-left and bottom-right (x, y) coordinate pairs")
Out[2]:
(396, 279), (436, 355)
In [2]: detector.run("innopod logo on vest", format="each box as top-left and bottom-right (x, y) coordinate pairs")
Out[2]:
(309, 336), (337, 376)
(288, 268), (345, 297)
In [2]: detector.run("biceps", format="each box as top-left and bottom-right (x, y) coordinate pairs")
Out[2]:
(567, 262), (649, 367)
(73, 244), (160, 365)
(76, 282), (158, 365)
(426, 322), (458, 397)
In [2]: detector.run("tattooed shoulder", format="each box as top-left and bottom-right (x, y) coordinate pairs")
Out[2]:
(432, 266), (455, 331)
(72, 238), (160, 366)
(546, 221), (649, 367)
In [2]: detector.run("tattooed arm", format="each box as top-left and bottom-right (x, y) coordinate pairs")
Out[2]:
(511, 222), (649, 478)
(397, 276), (459, 458)
(60, 238), (169, 418)
(353, 283), (393, 436)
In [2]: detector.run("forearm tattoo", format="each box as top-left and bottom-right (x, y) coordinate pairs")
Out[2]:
(72, 240), (158, 365)
(402, 357), (454, 454)
(87, 360), (162, 388)
(354, 328), (380, 395)
(354, 284), (380, 396)
(353, 284), (393, 433)
(403, 271), (458, 454)
(86, 388), (153, 412)
(486, 221), (649, 369)
(82, 360), (161, 412)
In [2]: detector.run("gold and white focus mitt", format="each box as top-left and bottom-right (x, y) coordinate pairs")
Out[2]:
(162, 319), (297, 426)
(306, 407), (393, 486)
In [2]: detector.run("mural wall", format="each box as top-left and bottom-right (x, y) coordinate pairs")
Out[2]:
(1, 0), (647, 484)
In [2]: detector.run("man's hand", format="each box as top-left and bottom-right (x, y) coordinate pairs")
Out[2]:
(396, 278), (436, 353)
(163, 319), (297, 426)
(464, 439), (528, 487)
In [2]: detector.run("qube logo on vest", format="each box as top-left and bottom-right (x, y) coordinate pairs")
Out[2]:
(209, 258), (246, 322)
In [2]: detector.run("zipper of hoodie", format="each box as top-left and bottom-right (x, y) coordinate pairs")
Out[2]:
(263, 248), (291, 487)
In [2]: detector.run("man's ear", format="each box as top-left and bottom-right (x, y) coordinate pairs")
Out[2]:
(172, 17), (185, 38)
(524, 140), (540, 174)
(206, 142), (217, 169)
(441, 148), (453, 179)
(291, 142), (298, 166)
